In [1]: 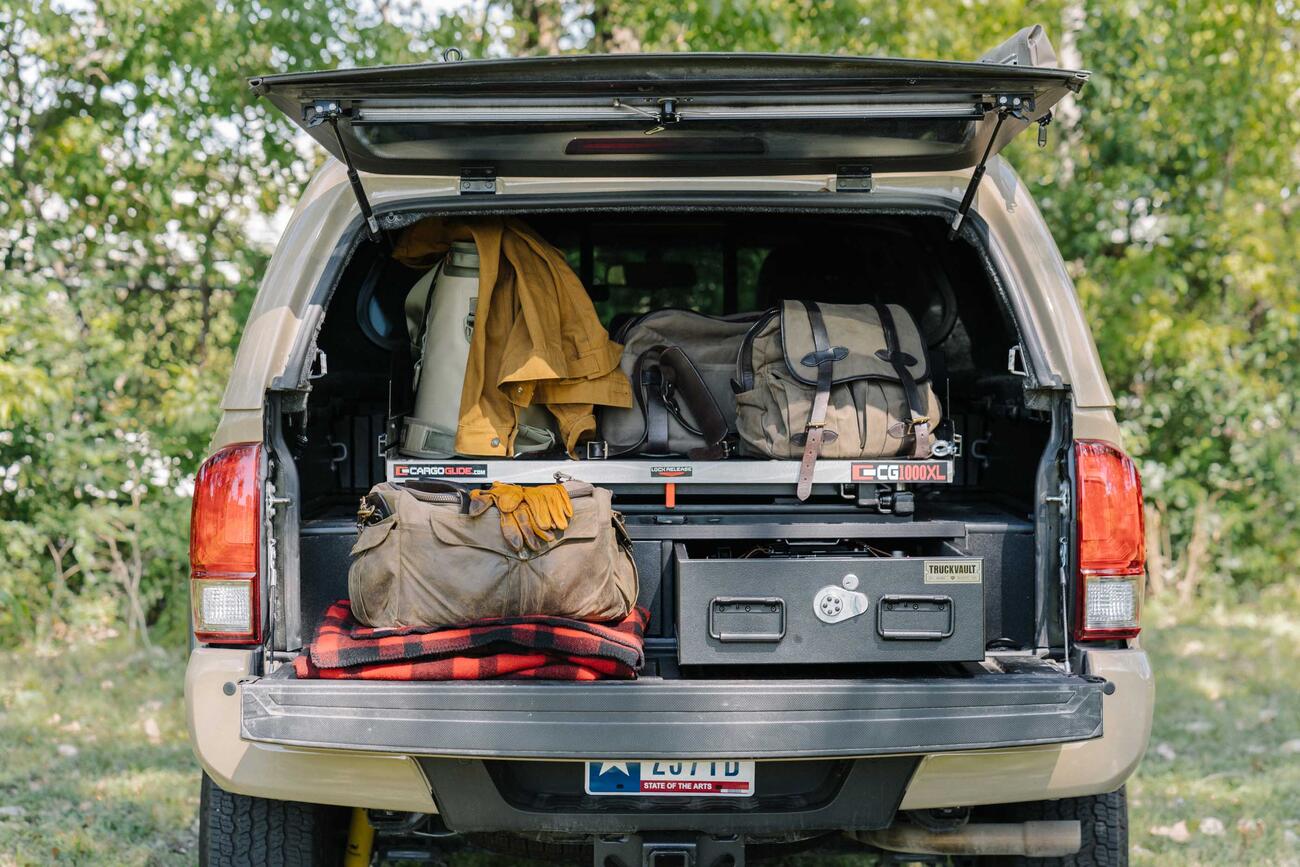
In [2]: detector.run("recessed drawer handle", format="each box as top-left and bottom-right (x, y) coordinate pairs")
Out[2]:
(876, 594), (954, 640)
(708, 596), (786, 642)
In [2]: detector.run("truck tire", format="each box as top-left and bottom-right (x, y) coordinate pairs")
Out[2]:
(975, 787), (1129, 866)
(199, 773), (350, 867)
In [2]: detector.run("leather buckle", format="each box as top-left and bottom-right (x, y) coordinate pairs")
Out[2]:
(585, 440), (608, 460)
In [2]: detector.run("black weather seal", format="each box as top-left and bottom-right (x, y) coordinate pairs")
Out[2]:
(307, 100), (384, 245)
(948, 95), (1034, 240)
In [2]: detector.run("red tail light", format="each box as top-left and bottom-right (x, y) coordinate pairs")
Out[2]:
(190, 443), (262, 644)
(1073, 439), (1144, 641)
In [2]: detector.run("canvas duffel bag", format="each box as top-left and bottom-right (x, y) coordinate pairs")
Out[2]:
(734, 300), (943, 500)
(599, 309), (761, 458)
(348, 479), (637, 629)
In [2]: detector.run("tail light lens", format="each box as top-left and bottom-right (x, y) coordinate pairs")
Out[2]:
(1073, 440), (1145, 641)
(190, 443), (262, 644)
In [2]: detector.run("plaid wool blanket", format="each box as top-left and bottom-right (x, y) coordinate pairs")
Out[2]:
(294, 600), (648, 681)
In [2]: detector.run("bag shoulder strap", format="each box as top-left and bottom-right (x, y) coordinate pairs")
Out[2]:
(613, 344), (730, 459)
(408, 258), (446, 391)
(873, 303), (932, 458)
(658, 346), (730, 460)
(606, 348), (665, 458)
(795, 300), (836, 501)
(734, 308), (781, 394)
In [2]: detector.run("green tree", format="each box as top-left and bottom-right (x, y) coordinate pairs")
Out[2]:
(0, 0), (477, 644)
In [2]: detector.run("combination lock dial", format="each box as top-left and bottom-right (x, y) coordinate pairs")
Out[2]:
(813, 582), (869, 625)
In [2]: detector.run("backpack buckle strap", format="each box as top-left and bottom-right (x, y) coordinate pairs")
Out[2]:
(796, 300), (836, 501)
(873, 303), (934, 459)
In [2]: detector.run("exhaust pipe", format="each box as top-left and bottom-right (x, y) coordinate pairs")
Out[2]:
(856, 820), (1082, 857)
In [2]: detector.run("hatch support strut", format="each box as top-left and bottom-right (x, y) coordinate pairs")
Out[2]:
(308, 101), (383, 244)
(948, 96), (1033, 240)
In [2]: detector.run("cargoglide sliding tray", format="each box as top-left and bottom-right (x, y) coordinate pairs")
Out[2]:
(386, 457), (956, 487)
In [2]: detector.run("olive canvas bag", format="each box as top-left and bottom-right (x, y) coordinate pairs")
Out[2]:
(348, 479), (638, 629)
(734, 300), (943, 499)
(599, 309), (761, 458)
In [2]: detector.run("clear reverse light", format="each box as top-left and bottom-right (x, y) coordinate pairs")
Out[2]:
(194, 580), (254, 634)
(1082, 574), (1139, 632)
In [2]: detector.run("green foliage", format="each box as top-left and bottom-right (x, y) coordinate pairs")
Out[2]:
(0, 0), (1296, 646)
(0, 0), (480, 646)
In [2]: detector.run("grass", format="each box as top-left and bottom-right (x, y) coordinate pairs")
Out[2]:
(1125, 587), (1300, 865)
(1, 591), (1297, 866)
(0, 636), (198, 866)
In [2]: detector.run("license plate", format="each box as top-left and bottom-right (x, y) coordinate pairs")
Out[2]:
(584, 761), (755, 797)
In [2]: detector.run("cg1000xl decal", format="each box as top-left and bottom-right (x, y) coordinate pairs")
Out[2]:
(850, 460), (952, 483)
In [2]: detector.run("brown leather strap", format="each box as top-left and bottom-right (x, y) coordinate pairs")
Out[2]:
(873, 303), (932, 458)
(796, 301), (836, 501)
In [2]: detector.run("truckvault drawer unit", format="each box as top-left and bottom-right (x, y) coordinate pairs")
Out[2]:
(676, 549), (985, 665)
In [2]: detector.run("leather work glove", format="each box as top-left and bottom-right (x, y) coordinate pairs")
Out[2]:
(470, 483), (572, 553)
(521, 483), (573, 536)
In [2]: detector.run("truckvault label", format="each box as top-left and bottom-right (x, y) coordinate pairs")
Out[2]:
(851, 460), (953, 483)
(392, 463), (488, 479)
(650, 466), (693, 478)
(923, 560), (983, 584)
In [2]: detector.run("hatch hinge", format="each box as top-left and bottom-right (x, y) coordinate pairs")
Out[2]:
(835, 165), (873, 193)
(307, 100), (383, 244)
(948, 95), (1035, 239)
(459, 167), (497, 195)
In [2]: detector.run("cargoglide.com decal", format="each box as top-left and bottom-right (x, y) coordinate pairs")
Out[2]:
(392, 463), (488, 479)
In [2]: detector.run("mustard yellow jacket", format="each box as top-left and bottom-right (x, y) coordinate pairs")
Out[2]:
(394, 218), (632, 457)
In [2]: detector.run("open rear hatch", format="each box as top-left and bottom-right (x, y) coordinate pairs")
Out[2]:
(251, 25), (1086, 179)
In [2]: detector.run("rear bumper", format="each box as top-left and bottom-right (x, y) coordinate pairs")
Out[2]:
(188, 648), (1153, 816)
(240, 665), (1108, 760)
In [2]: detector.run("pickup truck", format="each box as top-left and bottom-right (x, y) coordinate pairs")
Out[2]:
(187, 26), (1152, 866)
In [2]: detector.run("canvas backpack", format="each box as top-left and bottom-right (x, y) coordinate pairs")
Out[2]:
(734, 300), (943, 499)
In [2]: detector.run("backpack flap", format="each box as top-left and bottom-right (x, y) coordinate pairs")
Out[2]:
(777, 301), (931, 386)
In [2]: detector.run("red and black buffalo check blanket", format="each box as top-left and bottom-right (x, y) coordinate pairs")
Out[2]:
(293, 600), (649, 681)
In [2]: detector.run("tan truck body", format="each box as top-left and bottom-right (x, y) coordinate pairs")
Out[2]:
(189, 158), (1153, 812)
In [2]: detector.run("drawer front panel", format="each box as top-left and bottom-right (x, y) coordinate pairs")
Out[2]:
(676, 555), (985, 665)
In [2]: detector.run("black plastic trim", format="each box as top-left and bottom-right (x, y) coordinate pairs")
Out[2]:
(241, 669), (1105, 759)
(419, 755), (918, 834)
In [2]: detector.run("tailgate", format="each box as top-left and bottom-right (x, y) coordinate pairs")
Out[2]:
(241, 662), (1109, 759)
